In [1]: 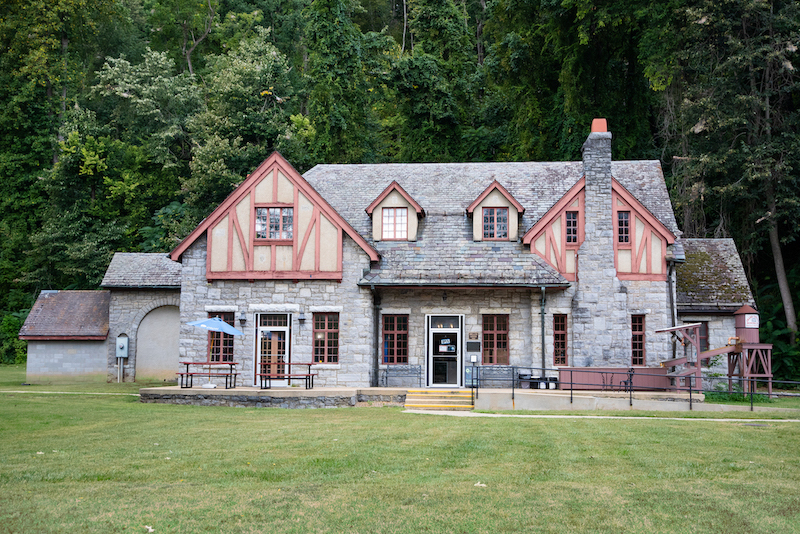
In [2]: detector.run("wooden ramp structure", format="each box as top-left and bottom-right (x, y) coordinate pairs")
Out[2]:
(656, 322), (773, 396)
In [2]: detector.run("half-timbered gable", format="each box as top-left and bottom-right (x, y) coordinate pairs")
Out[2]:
(170, 152), (379, 279)
(522, 178), (585, 281)
(612, 179), (675, 280)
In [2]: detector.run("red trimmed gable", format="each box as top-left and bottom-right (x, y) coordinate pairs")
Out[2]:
(366, 181), (425, 217)
(612, 178), (675, 280)
(170, 152), (378, 280)
(523, 177), (676, 282)
(523, 178), (585, 282)
(466, 180), (525, 215)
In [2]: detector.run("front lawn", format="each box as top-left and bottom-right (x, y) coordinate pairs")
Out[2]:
(1, 379), (798, 533)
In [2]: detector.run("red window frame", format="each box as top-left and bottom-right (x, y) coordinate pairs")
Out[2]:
(482, 314), (509, 365)
(482, 207), (509, 240)
(618, 211), (630, 244)
(208, 312), (235, 362)
(255, 206), (293, 240)
(313, 313), (339, 363)
(382, 315), (408, 364)
(554, 314), (567, 366)
(565, 211), (578, 243)
(632, 315), (645, 366)
(382, 207), (408, 240)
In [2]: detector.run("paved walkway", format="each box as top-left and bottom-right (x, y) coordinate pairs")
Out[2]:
(0, 390), (140, 396)
(404, 409), (800, 423)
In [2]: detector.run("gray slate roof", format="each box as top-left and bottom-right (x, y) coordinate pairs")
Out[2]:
(19, 290), (110, 339)
(101, 253), (181, 288)
(304, 160), (678, 287)
(676, 238), (755, 313)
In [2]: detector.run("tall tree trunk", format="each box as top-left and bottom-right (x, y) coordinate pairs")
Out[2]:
(767, 190), (798, 345)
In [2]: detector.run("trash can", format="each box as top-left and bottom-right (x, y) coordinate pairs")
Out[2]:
(518, 374), (531, 389)
(547, 377), (559, 389)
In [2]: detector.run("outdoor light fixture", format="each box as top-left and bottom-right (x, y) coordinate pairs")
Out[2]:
(442, 291), (448, 302)
(238, 312), (247, 326)
(298, 312), (306, 322)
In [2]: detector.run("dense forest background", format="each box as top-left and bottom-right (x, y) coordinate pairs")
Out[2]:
(1, 0), (798, 377)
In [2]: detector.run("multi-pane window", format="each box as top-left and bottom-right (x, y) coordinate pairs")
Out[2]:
(618, 211), (630, 243)
(382, 207), (408, 240)
(208, 312), (234, 362)
(255, 207), (293, 239)
(382, 315), (408, 364)
(482, 314), (509, 365)
(566, 211), (578, 243)
(313, 313), (339, 363)
(483, 208), (509, 240)
(554, 314), (567, 366)
(632, 315), (645, 366)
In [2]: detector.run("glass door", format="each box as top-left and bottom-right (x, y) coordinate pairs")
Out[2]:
(256, 314), (290, 386)
(428, 315), (462, 387)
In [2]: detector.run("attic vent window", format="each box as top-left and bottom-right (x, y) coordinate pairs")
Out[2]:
(618, 211), (630, 243)
(566, 211), (578, 243)
(256, 207), (293, 240)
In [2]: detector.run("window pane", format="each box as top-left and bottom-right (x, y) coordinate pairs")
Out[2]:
(255, 208), (268, 239)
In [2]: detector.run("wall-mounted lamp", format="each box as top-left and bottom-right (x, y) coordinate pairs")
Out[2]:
(238, 312), (247, 326)
(442, 291), (448, 302)
(298, 312), (306, 322)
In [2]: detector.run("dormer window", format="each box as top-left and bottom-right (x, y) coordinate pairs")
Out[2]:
(483, 208), (508, 240)
(382, 207), (408, 240)
(256, 207), (293, 240)
(366, 181), (424, 242)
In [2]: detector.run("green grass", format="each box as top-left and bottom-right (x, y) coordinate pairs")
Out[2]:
(0, 363), (172, 394)
(1, 365), (800, 533)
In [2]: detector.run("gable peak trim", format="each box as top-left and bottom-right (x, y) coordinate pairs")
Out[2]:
(365, 180), (425, 217)
(466, 180), (525, 215)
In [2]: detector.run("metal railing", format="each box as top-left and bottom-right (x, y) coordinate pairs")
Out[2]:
(467, 364), (800, 411)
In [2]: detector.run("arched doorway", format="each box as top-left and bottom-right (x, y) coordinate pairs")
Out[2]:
(136, 305), (180, 381)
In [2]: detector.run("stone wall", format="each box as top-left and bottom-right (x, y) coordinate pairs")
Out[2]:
(27, 340), (107, 381)
(178, 235), (375, 388)
(107, 289), (181, 382)
(139, 391), (406, 408)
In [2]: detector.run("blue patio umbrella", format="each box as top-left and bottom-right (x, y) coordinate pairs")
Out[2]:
(187, 317), (244, 388)
(187, 316), (244, 336)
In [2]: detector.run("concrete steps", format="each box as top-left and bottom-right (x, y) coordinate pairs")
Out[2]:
(404, 389), (474, 411)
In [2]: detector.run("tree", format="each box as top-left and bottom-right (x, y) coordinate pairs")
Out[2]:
(304, 0), (391, 163)
(645, 0), (800, 345)
(185, 27), (296, 215)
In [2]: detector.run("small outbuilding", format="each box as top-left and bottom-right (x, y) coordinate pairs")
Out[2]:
(19, 290), (110, 382)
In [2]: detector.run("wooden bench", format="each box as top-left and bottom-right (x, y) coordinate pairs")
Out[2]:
(380, 364), (423, 387)
(257, 362), (317, 389)
(257, 373), (317, 390)
(177, 361), (238, 389)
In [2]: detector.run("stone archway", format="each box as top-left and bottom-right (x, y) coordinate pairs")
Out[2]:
(135, 305), (180, 381)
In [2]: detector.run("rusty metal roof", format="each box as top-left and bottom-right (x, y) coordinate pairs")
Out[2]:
(676, 238), (755, 313)
(19, 290), (110, 339)
(101, 253), (181, 288)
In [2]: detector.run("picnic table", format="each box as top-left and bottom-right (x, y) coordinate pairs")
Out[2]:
(256, 362), (317, 389)
(178, 361), (239, 389)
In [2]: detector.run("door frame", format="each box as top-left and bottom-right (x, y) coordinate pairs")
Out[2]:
(253, 313), (292, 386)
(425, 314), (464, 388)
